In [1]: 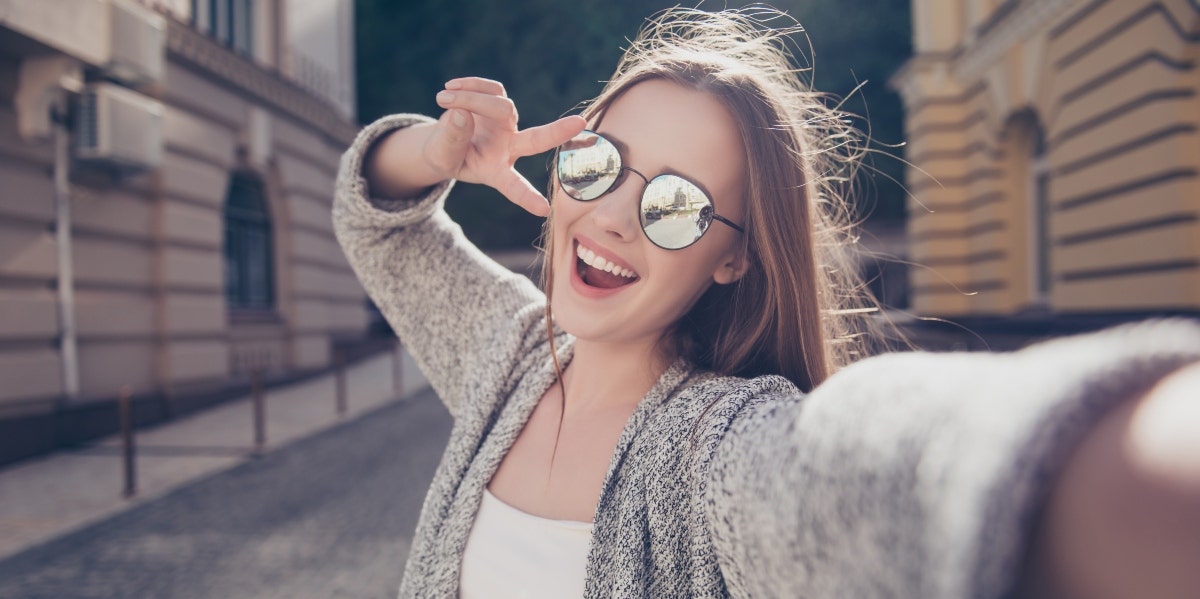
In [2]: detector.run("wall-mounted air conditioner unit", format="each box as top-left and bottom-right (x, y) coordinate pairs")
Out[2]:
(106, 0), (166, 85)
(76, 82), (163, 172)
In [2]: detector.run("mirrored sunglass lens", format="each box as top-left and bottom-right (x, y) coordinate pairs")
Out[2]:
(557, 132), (620, 201)
(640, 175), (712, 249)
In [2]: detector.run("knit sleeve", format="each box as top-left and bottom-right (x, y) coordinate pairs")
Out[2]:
(706, 319), (1200, 599)
(332, 114), (551, 420)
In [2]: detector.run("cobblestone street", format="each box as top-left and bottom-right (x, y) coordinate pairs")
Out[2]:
(0, 388), (450, 599)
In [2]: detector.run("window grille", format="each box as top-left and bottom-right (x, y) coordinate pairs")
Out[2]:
(190, 0), (253, 56)
(224, 172), (274, 311)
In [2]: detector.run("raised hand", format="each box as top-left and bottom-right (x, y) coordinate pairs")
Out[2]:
(364, 78), (584, 215)
(426, 77), (585, 215)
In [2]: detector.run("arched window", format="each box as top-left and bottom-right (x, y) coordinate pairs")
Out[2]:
(224, 172), (274, 311)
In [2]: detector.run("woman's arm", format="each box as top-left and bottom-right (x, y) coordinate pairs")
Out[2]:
(362, 78), (585, 215)
(332, 78), (584, 418)
(361, 119), (442, 200)
(706, 319), (1200, 599)
(333, 115), (542, 419)
(1018, 360), (1200, 599)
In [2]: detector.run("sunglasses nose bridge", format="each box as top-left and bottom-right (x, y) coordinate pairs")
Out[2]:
(621, 166), (650, 186)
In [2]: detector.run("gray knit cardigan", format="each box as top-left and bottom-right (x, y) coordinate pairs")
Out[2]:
(333, 114), (1200, 599)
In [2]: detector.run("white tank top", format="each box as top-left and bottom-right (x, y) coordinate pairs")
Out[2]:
(459, 489), (594, 598)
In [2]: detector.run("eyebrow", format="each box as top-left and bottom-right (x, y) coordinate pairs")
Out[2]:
(595, 129), (718, 201)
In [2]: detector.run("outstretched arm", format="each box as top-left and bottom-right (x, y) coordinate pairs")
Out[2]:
(1018, 359), (1200, 598)
(707, 319), (1200, 599)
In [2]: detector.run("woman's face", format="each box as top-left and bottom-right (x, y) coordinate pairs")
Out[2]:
(549, 78), (749, 349)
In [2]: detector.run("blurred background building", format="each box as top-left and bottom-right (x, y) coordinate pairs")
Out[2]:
(0, 0), (364, 466)
(893, 0), (1200, 318)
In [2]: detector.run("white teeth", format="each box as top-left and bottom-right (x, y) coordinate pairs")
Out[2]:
(575, 242), (638, 279)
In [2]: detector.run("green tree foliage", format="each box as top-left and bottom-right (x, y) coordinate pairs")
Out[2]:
(356, 0), (911, 248)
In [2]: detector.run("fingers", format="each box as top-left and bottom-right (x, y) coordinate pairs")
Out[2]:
(561, 131), (600, 152)
(431, 77), (576, 216)
(423, 108), (475, 177)
(512, 115), (587, 157)
(498, 168), (551, 217)
(436, 90), (518, 127)
(438, 77), (585, 159)
(444, 77), (506, 97)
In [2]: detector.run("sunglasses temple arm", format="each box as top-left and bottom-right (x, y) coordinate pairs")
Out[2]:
(712, 214), (746, 234)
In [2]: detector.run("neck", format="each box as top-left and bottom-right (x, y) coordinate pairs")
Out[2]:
(562, 337), (672, 414)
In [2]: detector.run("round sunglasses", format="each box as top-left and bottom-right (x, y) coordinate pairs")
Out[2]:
(555, 130), (745, 250)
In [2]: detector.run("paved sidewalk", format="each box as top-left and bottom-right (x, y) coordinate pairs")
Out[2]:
(0, 347), (430, 562)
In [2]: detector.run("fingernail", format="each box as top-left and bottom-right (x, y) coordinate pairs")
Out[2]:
(452, 110), (466, 127)
(437, 91), (455, 103)
(445, 80), (461, 89)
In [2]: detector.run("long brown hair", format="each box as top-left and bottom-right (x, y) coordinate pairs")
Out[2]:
(541, 7), (876, 395)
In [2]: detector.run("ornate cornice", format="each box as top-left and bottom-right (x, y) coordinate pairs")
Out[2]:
(953, 0), (1081, 81)
(888, 51), (955, 108)
(165, 18), (357, 145)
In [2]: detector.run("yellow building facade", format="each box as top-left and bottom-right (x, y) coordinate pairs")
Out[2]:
(891, 0), (1200, 316)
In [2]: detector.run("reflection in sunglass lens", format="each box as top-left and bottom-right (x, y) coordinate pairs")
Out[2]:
(557, 132), (621, 201)
(641, 175), (712, 249)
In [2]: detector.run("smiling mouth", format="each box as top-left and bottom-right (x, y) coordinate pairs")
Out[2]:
(575, 241), (639, 290)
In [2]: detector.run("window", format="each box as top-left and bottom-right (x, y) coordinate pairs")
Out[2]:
(190, 0), (253, 55)
(1031, 136), (1051, 301)
(1004, 110), (1052, 307)
(224, 172), (274, 311)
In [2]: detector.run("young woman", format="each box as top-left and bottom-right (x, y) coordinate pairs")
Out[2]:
(333, 8), (1200, 598)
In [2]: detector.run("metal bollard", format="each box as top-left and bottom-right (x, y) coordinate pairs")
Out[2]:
(392, 341), (403, 396)
(335, 348), (347, 416)
(252, 366), (266, 453)
(119, 385), (136, 498)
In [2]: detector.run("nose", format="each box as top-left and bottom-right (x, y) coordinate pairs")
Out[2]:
(589, 168), (645, 242)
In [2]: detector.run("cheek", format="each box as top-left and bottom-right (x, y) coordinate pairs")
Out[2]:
(646, 253), (718, 311)
(549, 191), (584, 234)
(546, 208), (580, 292)
(547, 221), (570, 271)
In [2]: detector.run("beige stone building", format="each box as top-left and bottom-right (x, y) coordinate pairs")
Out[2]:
(0, 0), (364, 463)
(891, 0), (1200, 316)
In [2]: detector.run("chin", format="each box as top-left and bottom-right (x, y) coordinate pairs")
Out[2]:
(548, 290), (666, 350)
